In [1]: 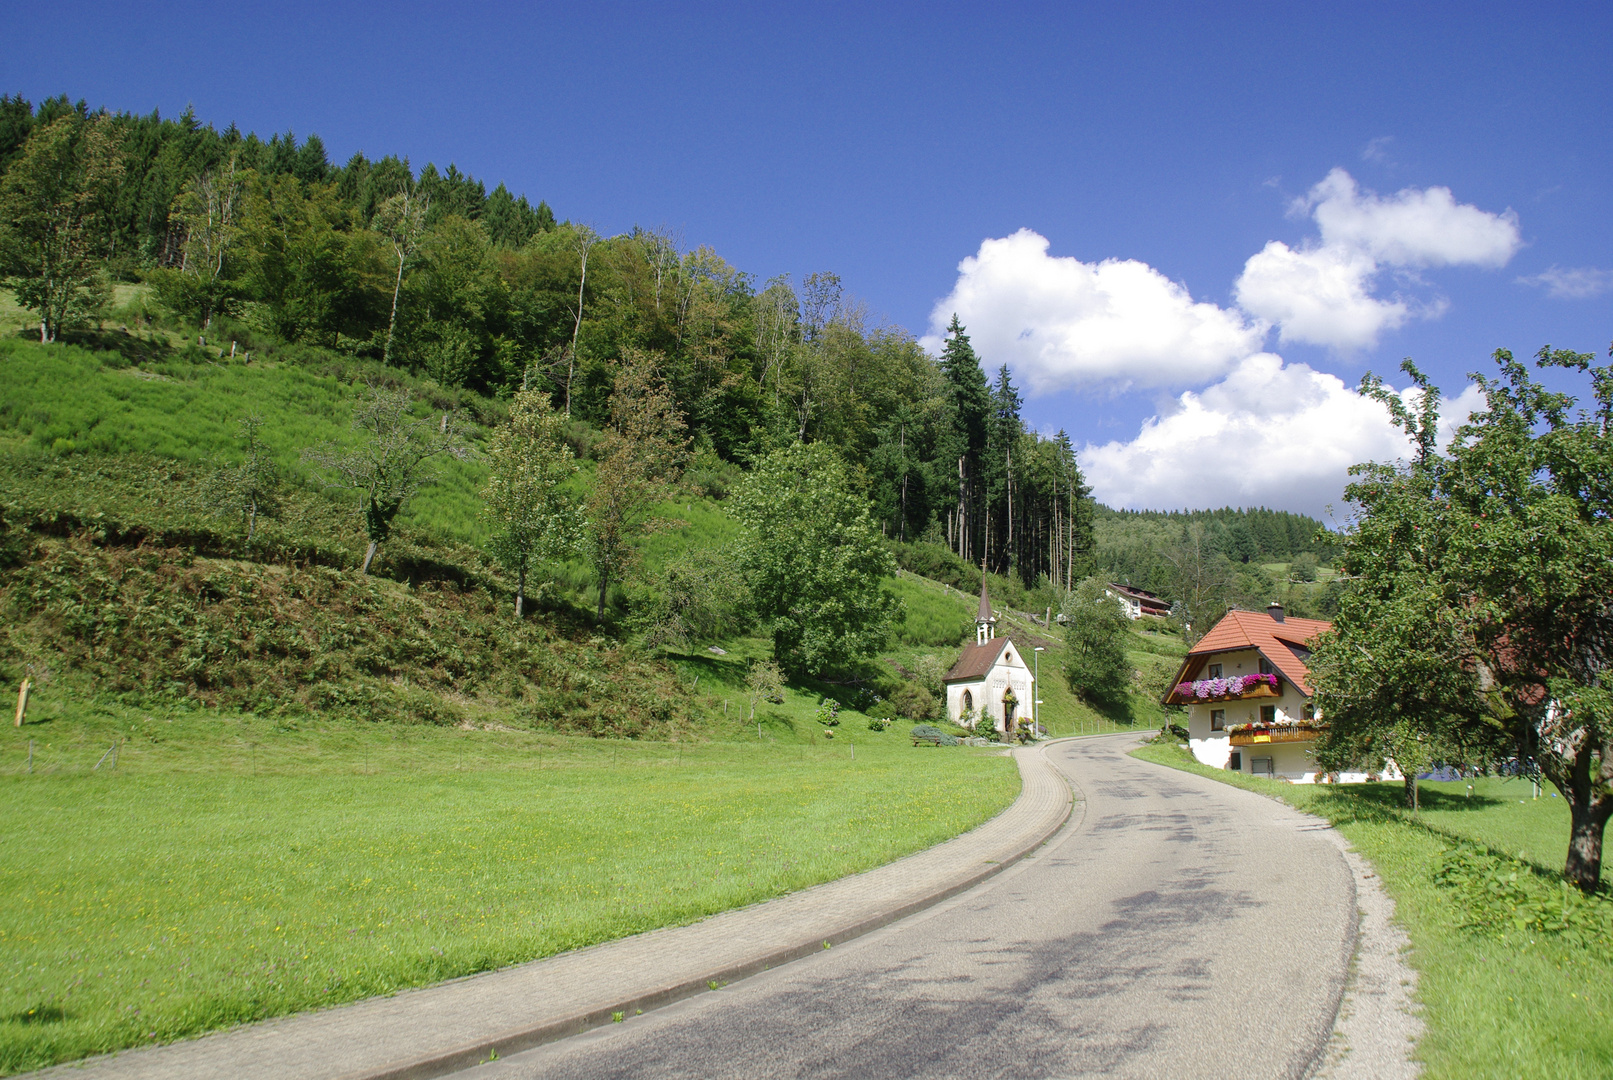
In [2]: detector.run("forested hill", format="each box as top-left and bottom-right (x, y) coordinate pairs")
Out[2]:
(0, 93), (1096, 591)
(1096, 505), (1333, 562)
(0, 94), (556, 264)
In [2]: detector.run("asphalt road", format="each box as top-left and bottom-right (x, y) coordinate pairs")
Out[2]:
(471, 734), (1356, 1080)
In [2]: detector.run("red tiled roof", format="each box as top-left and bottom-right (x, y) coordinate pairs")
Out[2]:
(944, 637), (1010, 682)
(1165, 609), (1332, 701)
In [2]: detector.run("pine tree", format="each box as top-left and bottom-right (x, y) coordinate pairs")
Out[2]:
(939, 315), (990, 562)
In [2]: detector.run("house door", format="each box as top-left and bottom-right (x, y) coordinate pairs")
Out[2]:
(1002, 691), (1016, 736)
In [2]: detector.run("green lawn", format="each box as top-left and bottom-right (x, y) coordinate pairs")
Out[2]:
(1132, 742), (1613, 1079)
(0, 701), (1018, 1075)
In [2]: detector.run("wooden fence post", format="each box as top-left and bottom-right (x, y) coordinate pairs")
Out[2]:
(14, 679), (29, 727)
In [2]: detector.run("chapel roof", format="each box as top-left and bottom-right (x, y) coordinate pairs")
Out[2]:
(944, 637), (1011, 682)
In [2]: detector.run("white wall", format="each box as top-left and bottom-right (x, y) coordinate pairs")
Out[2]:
(943, 647), (1035, 731)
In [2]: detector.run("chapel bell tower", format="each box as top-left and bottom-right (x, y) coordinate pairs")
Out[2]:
(975, 575), (995, 646)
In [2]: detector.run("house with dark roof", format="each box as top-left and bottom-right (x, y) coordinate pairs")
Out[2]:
(1106, 582), (1170, 620)
(942, 579), (1036, 737)
(1163, 603), (1396, 783)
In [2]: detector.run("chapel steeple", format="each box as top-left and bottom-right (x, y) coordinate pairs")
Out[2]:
(975, 570), (995, 646)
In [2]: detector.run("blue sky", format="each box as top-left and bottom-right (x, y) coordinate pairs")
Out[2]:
(7, 2), (1610, 516)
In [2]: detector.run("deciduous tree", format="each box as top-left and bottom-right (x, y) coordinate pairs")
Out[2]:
(373, 178), (428, 365)
(0, 114), (123, 341)
(1313, 351), (1613, 891)
(481, 388), (580, 617)
(304, 384), (470, 573)
(584, 349), (689, 616)
(732, 441), (901, 678)
(1062, 577), (1132, 711)
(209, 414), (281, 543)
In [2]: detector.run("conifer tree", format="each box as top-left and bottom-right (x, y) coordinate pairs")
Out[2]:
(939, 315), (990, 562)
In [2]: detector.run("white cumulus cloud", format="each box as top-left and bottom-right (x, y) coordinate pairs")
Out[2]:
(1234, 169), (1520, 350)
(1080, 354), (1486, 519)
(922, 229), (1263, 392)
(1233, 241), (1409, 351)
(1306, 168), (1521, 268)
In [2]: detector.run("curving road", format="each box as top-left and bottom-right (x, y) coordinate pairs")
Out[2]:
(471, 734), (1356, 1080)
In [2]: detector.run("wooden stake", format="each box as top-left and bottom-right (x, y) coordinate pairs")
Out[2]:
(14, 678), (29, 727)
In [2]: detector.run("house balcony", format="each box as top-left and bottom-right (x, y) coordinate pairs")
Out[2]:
(1228, 722), (1327, 746)
(1167, 673), (1280, 705)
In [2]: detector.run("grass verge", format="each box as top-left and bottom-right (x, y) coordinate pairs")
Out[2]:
(1131, 740), (1613, 1079)
(0, 704), (1018, 1074)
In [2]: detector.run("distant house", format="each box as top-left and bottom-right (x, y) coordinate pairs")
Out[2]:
(1106, 583), (1170, 620)
(1162, 603), (1397, 783)
(942, 580), (1036, 737)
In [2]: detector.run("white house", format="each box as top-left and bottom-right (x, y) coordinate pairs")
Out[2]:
(1105, 582), (1170, 620)
(1163, 603), (1397, 784)
(942, 580), (1036, 737)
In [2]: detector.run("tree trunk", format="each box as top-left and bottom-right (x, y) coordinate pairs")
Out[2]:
(596, 567), (609, 618)
(567, 244), (591, 417)
(247, 499), (257, 543)
(1404, 771), (1419, 811)
(361, 540), (379, 575)
(957, 456), (967, 563)
(1005, 447), (1013, 576)
(385, 251), (405, 365)
(515, 560), (527, 620)
(1564, 797), (1610, 893)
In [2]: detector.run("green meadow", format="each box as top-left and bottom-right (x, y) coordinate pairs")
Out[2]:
(1132, 741), (1613, 1080)
(0, 697), (1018, 1074)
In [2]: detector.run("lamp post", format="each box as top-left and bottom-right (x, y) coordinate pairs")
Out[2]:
(1033, 647), (1044, 738)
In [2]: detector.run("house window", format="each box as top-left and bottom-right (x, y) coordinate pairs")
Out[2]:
(961, 689), (973, 713)
(1208, 663), (1223, 678)
(1302, 701), (1315, 721)
(1210, 709), (1225, 732)
(1258, 657), (1274, 675)
(1259, 705), (1276, 725)
(1252, 756), (1274, 777)
(1228, 752), (1242, 771)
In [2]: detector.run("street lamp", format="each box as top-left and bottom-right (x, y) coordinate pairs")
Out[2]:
(1033, 647), (1044, 738)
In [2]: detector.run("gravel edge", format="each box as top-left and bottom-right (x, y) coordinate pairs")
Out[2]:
(1312, 834), (1424, 1079)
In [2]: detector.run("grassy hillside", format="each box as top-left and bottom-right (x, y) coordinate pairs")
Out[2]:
(0, 335), (1171, 737)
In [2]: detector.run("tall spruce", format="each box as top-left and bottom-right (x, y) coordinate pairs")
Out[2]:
(939, 315), (990, 563)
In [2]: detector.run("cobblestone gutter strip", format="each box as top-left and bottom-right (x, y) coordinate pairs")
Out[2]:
(35, 745), (1073, 1080)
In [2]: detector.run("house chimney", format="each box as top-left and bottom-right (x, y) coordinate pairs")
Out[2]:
(1267, 601), (1285, 623)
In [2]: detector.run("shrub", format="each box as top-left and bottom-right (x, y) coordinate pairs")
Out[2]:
(867, 716), (891, 732)
(1435, 843), (1613, 957)
(815, 697), (841, 726)
(912, 653), (947, 695)
(866, 699), (896, 720)
(891, 682), (937, 721)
